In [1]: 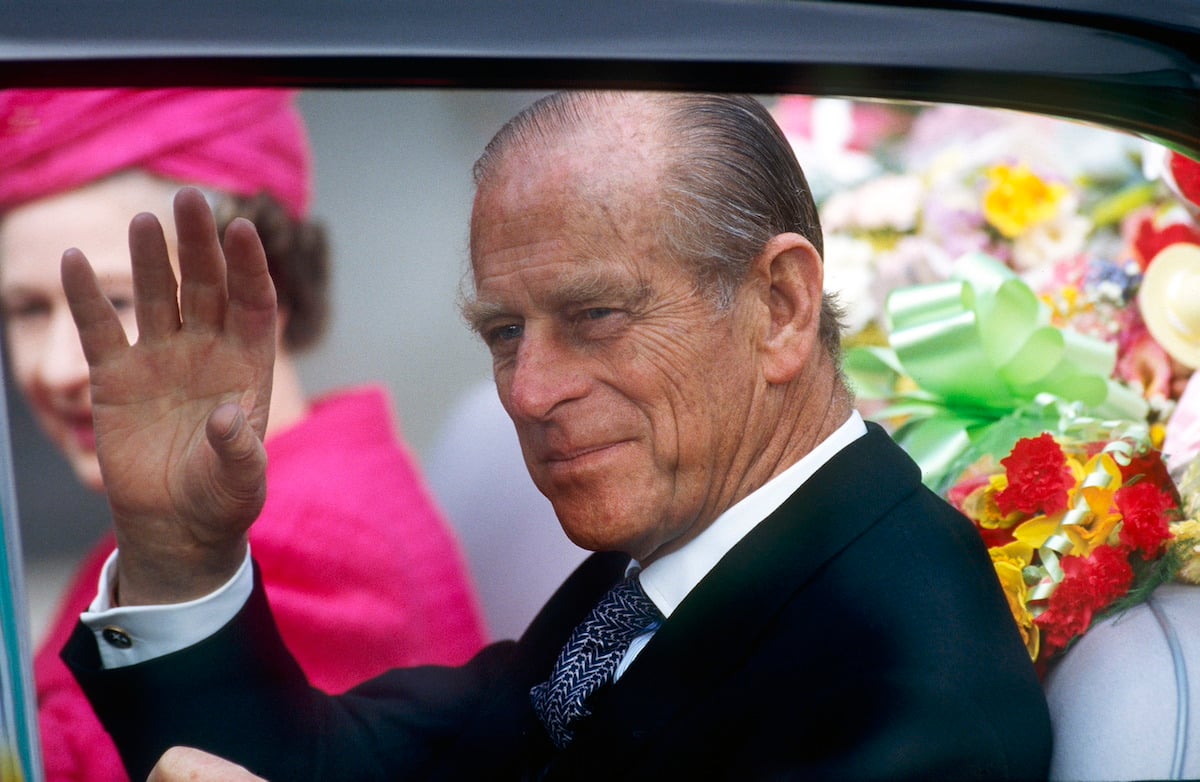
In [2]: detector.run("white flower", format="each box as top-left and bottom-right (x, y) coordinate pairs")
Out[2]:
(823, 234), (879, 334)
(785, 98), (884, 204)
(1011, 192), (1092, 271)
(821, 174), (924, 234)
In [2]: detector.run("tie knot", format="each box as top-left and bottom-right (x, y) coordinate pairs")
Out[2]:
(588, 573), (663, 642)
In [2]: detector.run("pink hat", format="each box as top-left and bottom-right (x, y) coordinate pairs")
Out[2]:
(0, 88), (311, 218)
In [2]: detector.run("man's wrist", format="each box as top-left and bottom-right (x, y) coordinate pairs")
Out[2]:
(111, 535), (250, 606)
(84, 547), (254, 668)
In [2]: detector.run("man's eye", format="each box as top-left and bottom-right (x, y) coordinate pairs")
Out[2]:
(489, 323), (523, 344)
(582, 307), (615, 320)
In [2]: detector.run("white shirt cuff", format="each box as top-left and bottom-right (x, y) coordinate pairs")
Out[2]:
(81, 547), (254, 669)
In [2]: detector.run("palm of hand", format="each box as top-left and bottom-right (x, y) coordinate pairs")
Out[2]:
(61, 187), (277, 603)
(90, 316), (272, 548)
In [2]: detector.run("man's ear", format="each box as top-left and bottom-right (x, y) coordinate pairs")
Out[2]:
(751, 232), (824, 385)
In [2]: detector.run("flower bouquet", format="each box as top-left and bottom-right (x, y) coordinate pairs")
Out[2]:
(843, 250), (1149, 492)
(772, 97), (1197, 412)
(779, 97), (1200, 678)
(944, 427), (1184, 668)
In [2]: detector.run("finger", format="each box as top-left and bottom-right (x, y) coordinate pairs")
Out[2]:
(61, 249), (130, 365)
(222, 217), (277, 347)
(173, 187), (228, 332)
(205, 403), (269, 513)
(128, 211), (181, 342)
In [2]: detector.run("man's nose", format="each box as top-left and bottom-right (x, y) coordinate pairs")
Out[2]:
(504, 334), (589, 422)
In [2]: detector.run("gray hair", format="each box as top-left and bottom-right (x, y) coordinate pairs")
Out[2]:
(472, 91), (846, 361)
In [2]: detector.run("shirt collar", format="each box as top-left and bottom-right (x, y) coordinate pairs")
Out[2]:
(636, 410), (867, 618)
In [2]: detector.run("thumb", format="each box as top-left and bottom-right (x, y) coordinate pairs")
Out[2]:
(205, 402), (268, 514)
(149, 746), (268, 781)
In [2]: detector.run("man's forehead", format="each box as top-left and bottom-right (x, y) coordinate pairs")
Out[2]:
(470, 163), (666, 270)
(483, 151), (660, 214)
(481, 102), (668, 199)
(473, 250), (645, 295)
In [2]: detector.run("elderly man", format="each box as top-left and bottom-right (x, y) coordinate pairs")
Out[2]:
(62, 92), (1050, 781)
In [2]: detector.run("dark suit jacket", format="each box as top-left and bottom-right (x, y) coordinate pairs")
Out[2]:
(65, 424), (1051, 781)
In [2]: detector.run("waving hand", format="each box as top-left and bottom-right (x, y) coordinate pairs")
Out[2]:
(61, 187), (276, 605)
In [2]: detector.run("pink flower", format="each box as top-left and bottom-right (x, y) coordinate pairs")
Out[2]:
(1115, 319), (1174, 399)
(1165, 373), (1200, 470)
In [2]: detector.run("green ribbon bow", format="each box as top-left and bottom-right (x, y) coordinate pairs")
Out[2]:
(845, 253), (1148, 490)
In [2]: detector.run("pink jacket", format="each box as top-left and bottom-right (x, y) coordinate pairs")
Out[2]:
(36, 386), (487, 781)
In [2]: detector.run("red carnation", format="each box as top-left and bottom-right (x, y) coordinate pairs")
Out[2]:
(1132, 215), (1200, 270)
(1036, 546), (1134, 657)
(1116, 482), (1176, 556)
(977, 525), (1016, 549)
(995, 434), (1073, 517)
(1118, 450), (1179, 503)
(1169, 152), (1200, 208)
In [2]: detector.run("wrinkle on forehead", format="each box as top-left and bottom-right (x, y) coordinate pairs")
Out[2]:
(480, 99), (670, 208)
(484, 92), (671, 182)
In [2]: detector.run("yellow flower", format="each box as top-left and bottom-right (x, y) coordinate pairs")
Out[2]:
(990, 540), (1034, 569)
(982, 162), (1069, 239)
(1062, 452), (1123, 557)
(1149, 423), (1167, 450)
(1178, 459), (1200, 518)
(1043, 285), (1095, 328)
(993, 558), (1040, 661)
(1171, 519), (1200, 585)
(963, 474), (1022, 530)
(1013, 514), (1061, 549)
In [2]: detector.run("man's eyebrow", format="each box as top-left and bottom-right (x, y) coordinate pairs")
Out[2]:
(461, 270), (652, 334)
(544, 270), (652, 311)
(461, 297), (505, 335)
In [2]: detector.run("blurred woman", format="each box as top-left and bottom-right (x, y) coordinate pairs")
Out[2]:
(0, 88), (486, 782)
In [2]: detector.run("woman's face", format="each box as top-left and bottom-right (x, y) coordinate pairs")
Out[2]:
(0, 171), (181, 491)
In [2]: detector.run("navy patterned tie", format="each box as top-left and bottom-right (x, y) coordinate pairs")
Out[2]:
(530, 572), (664, 748)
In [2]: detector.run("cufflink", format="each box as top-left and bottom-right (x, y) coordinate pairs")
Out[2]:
(101, 625), (133, 649)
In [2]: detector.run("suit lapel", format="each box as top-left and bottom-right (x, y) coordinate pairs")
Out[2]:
(436, 551), (630, 780)
(552, 424), (924, 771)
(516, 550), (632, 679)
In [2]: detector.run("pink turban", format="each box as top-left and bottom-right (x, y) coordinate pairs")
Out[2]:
(0, 88), (311, 218)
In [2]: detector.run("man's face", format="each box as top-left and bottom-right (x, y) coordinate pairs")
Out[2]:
(467, 137), (763, 563)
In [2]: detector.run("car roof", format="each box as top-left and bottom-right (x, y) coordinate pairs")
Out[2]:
(3, 0), (1198, 154)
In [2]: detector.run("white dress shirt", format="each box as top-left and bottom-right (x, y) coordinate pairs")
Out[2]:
(84, 411), (867, 670)
(617, 410), (866, 677)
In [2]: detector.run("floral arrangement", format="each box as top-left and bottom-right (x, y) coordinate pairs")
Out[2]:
(771, 95), (1200, 671)
(841, 248), (1151, 494)
(944, 426), (1184, 667)
(772, 96), (1195, 412)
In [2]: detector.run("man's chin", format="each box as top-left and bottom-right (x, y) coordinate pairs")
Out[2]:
(553, 508), (647, 555)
